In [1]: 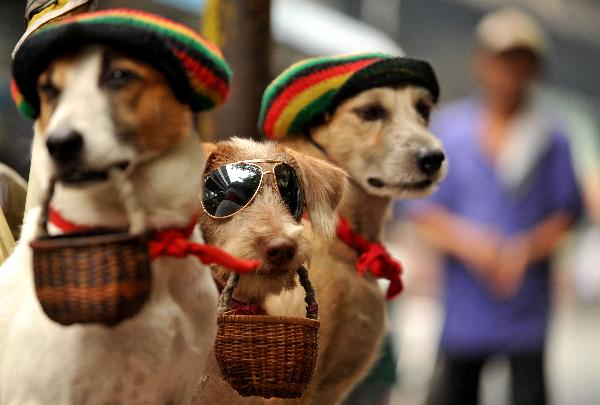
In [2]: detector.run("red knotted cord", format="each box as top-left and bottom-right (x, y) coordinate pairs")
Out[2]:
(148, 227), (260, 273)
(336, 216), (403, 300)
(48, 208), (260, 274)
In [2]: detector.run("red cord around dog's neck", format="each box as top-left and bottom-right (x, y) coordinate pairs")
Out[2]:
(305, 136), (404, 297)
(48, 207), (260, 274)
(336, 216), (403, 300)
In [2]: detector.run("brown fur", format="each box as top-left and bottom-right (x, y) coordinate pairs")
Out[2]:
(36, 56), (73, 134)
(266, 86), (447, 405)
(105, 53), (193, 152)
(199, 138), (347, 305)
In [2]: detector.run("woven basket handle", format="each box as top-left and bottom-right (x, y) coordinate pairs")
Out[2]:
(36, 170), (145, 237)
(37, 177), (56, 237)
(109, 169), (145, 236)
(217, 266), (318, 319)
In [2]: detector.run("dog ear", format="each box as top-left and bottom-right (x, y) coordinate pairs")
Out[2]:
(288, 149), (347, 239)
(201, 142), (216, 158)
(201, 142), (217, 171)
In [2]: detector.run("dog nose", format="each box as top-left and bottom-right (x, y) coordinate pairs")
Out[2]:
(263, 237), (296, 265)
(46, 129), (84, 163)
(416, 148), (445, 176)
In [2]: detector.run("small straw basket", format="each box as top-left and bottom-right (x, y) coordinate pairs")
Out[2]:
(30, 173), (151, 326)
(214, 266), (319, 399)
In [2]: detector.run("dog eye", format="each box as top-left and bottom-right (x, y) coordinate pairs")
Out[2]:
(416, 101), (431, 121)
(38, 82), (60, 101)
(104, 69), (139, 89)
(354, 104), (388, 121)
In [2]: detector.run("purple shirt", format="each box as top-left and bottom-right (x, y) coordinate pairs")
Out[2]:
(407, 98), (582, 355)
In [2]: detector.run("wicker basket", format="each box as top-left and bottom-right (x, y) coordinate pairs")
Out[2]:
(31, 231), (151, 326)
(30, 174), (151, 326)
(214, 267), (319, 399)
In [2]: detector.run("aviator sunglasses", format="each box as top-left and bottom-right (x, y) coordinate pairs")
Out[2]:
(202, 159), (304, 220)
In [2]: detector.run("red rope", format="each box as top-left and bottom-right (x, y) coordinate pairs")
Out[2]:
(336, 217), (403, 300)
(227, 301), (267, 315)
(148, 227), (259, 273)
(49, 208), (260, 274)
(49, 208), (98, 233)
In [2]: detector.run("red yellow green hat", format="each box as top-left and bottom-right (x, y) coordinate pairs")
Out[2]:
(12, 8), (232, 119)
(258, 53), (439, 139)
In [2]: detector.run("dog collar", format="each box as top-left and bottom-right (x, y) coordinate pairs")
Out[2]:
(48, 207), (260, 273)
(336, 216), (403, 300)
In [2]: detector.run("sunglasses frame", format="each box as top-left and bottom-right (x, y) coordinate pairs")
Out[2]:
(201, 159), (305, 221)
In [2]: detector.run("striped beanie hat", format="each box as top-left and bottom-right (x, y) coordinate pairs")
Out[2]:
(12, 8), (232, 119)
(259, 53), (439, 139)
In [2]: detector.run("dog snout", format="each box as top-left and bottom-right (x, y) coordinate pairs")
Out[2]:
(46, 129), (84, 164)
(416, 148), (445, 176)
(263, 236), (297, 265)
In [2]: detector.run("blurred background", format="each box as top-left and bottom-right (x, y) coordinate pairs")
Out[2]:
(1, 1), (598, 404)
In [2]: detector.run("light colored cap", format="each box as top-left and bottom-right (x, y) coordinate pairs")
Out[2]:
(475, 7), (548, 57)
(12, 0), (97, 57)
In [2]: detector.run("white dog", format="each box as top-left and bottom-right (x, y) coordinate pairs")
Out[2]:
(1, 10), (235, 404)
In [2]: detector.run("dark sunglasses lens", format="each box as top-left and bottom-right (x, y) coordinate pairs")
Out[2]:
(203, 163), (261, 217)
(275, 163), (303, 219)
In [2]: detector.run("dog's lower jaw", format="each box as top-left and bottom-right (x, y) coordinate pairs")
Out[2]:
(358, 171), (445, 199)
(56, 160), (130, 185)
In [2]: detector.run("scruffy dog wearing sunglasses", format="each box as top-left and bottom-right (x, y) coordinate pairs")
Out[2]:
(0, 10), (237, 404)
(192, 138), (345, 404)
(259, 55), (447, 404)
(199, 138), (346, 306)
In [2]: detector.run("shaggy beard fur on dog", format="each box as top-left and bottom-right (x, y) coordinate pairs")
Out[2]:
(0, 46), (218, 404)
(265, 86), (447, 405)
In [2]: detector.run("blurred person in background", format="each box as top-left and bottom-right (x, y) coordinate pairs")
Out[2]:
(405, 8), (582, 405)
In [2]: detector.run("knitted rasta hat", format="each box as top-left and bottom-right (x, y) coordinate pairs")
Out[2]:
(12, 8), (232, 119)
(258, 53), (439, 139)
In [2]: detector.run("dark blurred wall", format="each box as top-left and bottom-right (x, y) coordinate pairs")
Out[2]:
(0, 0), (33, 178)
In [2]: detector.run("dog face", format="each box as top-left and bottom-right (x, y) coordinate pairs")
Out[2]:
(311, 86), (447, 199)
(199, 138), (346, 303)
(35, 46), (193, 187)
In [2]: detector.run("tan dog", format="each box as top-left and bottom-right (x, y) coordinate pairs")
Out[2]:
(1, 43), (222, 404)
(265, 85), (447, 404)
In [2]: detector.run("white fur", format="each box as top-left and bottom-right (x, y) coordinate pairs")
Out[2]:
(0, 49), (217, 404)
(40, 47), (137, 176)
